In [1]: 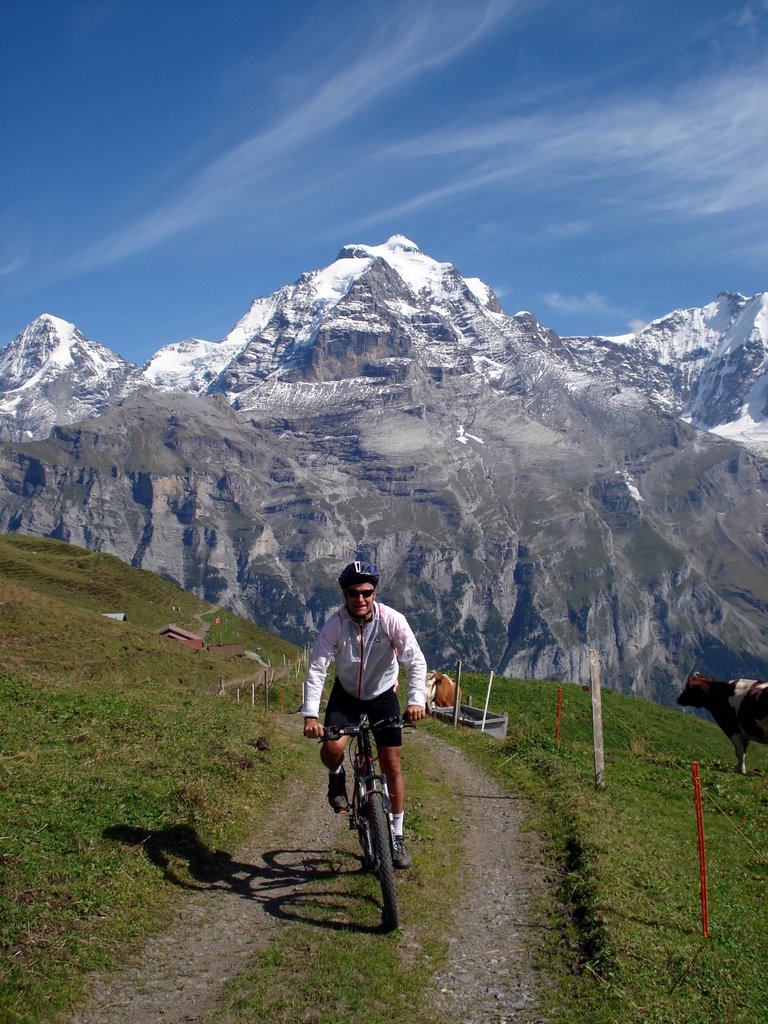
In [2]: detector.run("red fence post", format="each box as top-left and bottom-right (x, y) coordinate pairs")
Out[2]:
(691, 761), (709, 939)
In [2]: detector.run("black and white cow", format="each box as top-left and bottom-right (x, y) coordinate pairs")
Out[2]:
(677, 672), (768, 774)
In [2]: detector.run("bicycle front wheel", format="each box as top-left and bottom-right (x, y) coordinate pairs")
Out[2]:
(368, 791), (399, 931)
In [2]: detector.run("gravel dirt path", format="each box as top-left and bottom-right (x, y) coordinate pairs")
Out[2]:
(422, 734), (551, 1023)
(55, 723), (552, 1024)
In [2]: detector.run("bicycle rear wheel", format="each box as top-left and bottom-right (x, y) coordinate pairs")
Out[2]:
(368, 791), (399, 931)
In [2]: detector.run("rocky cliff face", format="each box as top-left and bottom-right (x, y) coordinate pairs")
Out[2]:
(2, 238), (768, 703)
(2, 378), (767, 706)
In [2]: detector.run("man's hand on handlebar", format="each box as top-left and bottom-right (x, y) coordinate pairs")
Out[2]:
(404, 704), (426, 723)
(303, 717), (324, 739)
(305, 708), (424, 737)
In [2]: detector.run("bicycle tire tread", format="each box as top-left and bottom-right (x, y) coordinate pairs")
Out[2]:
(368, 791), (399, 931)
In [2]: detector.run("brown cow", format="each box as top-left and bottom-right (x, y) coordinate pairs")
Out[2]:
(426, 670), (461, 711)
(677, 671), (768, 774)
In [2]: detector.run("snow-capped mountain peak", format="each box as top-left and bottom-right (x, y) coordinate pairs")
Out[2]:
(77, 239), (451, 403)
(293, 233), (461, 322)
(142, 335), (246, 391)
(335, 234), (451, 299)
(165, 235), (505, 397)
(1, 239), (767, 449)
(0, 314), (80, 390)
(588, 292), (750, 364)
(0, 313), (135, 439)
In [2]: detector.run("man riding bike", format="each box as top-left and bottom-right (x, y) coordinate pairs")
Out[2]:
(302, 560), (427, 869)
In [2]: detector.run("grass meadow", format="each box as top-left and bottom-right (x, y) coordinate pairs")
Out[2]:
(453, 671), (768, 1023)
(2, 534), (767, 1023)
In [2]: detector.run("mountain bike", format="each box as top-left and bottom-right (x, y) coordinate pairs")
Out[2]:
(320, 714), (401, 931)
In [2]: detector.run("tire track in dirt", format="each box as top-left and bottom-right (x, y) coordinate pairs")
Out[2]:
(420, 733), (550, 1023)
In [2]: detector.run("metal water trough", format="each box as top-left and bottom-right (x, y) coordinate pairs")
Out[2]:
(430, 703), (508, 739)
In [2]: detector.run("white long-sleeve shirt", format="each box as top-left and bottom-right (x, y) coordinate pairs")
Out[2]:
(302, 601), (427, 719)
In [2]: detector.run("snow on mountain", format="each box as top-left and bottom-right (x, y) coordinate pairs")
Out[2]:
(685, 292), (768, 441)
(153, 234), (511, 408)
(559, 291), (768, 435)
(0, 314), (136, 440)
(1, 240), (767, 448)
(455, 423), (485, 445)
(335, 235), (456, 302)
(0, 313), (76, 391)
(142, 335), (245, 393)
(0, 314), (121, 390)
(600, 292), (746, 364)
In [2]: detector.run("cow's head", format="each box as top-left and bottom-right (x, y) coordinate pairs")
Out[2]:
(677, 672), (713, 708)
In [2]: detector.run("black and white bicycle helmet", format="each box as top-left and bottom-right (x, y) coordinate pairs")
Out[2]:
(338, 560), (380, 590)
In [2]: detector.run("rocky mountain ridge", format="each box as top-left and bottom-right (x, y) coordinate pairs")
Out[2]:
(2, 237), (767, 444)
(2, 237), (768, 704)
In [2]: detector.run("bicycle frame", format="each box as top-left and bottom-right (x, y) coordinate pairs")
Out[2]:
(346, 715), (395, 853)
(320, 713), (401, 929)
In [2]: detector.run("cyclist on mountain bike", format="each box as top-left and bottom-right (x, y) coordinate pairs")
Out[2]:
(302, 560), (427, 869)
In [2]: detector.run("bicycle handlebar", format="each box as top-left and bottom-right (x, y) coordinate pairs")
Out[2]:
(319, 713), (404, 742)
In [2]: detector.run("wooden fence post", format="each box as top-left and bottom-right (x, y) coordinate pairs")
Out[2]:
(589, 649), (605, 790)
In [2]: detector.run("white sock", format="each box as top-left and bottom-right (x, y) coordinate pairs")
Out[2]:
(392, 812), (404, 837)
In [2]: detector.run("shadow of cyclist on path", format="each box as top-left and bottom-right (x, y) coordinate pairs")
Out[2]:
(104, 824), (384, 933)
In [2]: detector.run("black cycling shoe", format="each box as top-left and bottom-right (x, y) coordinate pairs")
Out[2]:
(327, 768), (348, 812)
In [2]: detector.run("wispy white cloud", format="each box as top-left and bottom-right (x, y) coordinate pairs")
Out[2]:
(542, 291), (625, 318)
(67, 0), (523, 273)
(542, 292), (648, 335)
(0, 257), (25, 279)
(23, 0), (768, 308)
(735, 1), (768, 33)
(535, 221), (592, 240)
(361, 57), (768, 230)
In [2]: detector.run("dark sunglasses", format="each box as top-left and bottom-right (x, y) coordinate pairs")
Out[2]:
(346, 588), (376, 599)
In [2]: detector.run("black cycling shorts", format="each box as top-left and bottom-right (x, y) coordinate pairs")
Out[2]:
(324, 680), (402, 748)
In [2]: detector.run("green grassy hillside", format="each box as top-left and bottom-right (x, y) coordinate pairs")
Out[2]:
(2, 535), (767, 1024)
(449, 672), (768, 1023)
(0, 534), (299, 684)
(0, 536), (306, 1023)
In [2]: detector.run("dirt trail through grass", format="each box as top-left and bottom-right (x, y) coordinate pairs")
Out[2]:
(55, 723), (550, 1024)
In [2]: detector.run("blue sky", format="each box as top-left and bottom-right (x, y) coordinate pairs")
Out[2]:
(2, 0), (767, 363)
